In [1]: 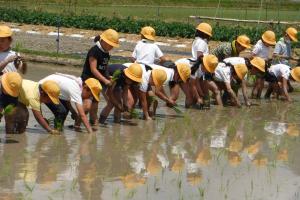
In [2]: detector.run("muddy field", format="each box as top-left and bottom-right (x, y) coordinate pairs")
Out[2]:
(1, 63), (300, 200)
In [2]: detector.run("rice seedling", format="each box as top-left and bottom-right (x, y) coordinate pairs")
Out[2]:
(1, 104), (15, 115)
(112, 69), (122, 82)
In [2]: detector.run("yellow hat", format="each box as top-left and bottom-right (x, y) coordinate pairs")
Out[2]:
(151, 69), (167, 87)
(0, 25), (12, 38)
(141, 26), (156, 41)
(250, 57), (266, 72)
(234, 64), (248, 80)
(262, 30), (276, 46)
(41, 80), (60, 105)
(85, 78), (102, 102)
(236, 35), (251, 49)
(100, 28), (120, 48)
(124, 63), (143, 83)
(286, 27), (298, 42)
(1, 72), (22, 97)
(291, 67), (300, 82)
(176, 63), (191, 83)
(196, 22), (212, 37)
(203, 54), (218, 73)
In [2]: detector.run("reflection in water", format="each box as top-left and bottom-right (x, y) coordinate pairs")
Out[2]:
(1, 63), (300, 199)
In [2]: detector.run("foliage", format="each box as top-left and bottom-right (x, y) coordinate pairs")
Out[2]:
(0, 8), (299, 47)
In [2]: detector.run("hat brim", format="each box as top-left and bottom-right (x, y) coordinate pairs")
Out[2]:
(250, 60), (265, 72)
(262, 36), (276, 46)
(101, 35), (120, 48)
(237, 41), (252, 49)
(1, 73), (19, 97)
(47, 94), (60, 105)
(203, 56), (214, 73)
(178, 70), (188, 83)
(291, 69), (300, 82)
(287, 33), (298, 42)
(91, 89), (100, 102)
(196, 28), (212, 37)
(142, 34), (155, 41)
(234, 65), (244, 80)
(124, 69), (142, 83)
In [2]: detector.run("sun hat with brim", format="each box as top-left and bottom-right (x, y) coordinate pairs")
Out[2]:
(85, 78), (102, 102)
(291, 67), (300, 82)
(152, 69), (167, 87)
(261, 30), (276, 46)
(236, 35), (252, 49)
(141, 26), (156, 41)
(1, 72), (22, 97)
(124, 63), (143, 83)
(196, 22), (212, 37)
(233, 64), (248, 80)
(286, 27), (298, 42)
(0, 25), (12, 38)
(176, 63), (191, 83)
(250, 57), (266, 72)
(100, 29), (120, 48)
(41, 80), (60, 105)
(203, 54), (218, 73)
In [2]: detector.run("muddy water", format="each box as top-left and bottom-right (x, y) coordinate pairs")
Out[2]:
(1, 63), (300, 200)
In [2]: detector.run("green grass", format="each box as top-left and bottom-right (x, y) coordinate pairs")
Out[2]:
(3, 0), (300, 23)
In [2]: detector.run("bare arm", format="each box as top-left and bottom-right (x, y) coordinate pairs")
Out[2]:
(75, 103), (93, 133)
(138, 90), (151, 120)
(281, 78), (291, 102)
(241, 80), (250, 106)
(89, 57), (110, 85)
(225, 82), (241, 107)
(32, 109), (52, 132)
(154, 86), (175, 105)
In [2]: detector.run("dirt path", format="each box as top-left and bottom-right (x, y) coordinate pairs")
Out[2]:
(6, 22), (222, 61)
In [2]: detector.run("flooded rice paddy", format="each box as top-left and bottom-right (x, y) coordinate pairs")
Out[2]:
(1, 63), (300, 200)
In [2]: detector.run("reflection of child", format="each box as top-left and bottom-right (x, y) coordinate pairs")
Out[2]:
(0, 25), (26, 74)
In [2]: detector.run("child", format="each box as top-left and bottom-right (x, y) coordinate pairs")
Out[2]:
(273, 27), (298, 66)
(39, 73), (102, 133)
(99, 63), (143, 124)
(138, 68), (167, 120)
(7, 80), (61, 134)
(221, 57), (265, 106)
(213, 63), (248, 107)
(0, 72), (22, 134)
(189, 22), (213, 107)
(212, 35), (252, 61)
(150, 63), (192, 108)
(264, 64), (300, 102)
(251, 30), (276, 98)
(81, 28), (119, 125)
(130, 26), (167, 65)
(0, 25), (26, 74)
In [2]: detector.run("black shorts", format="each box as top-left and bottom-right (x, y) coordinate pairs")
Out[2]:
(265, 72), (278, 83)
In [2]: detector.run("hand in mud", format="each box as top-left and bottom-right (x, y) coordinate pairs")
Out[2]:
(49, 129), (61, 135)
(195, 102), (205, 110)
(123, 111), (131, 119)
(245, 101), (251, 107)
(166, 98), (176, 107)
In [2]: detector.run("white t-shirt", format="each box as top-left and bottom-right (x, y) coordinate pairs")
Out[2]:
(214, 63), (232, 83)
(149, 64), (174, 84)
(140, 70), (151, 92)
(268, 64), (291, 80)
(39, 73), (83, 105)
(191, 37), (209, 61)
(0, 50), (18, 73)
(223, 57), (245, 65)
(252, 40), (271, 60)
(175, 58), (204, 79)
(132, 39), (164, 65)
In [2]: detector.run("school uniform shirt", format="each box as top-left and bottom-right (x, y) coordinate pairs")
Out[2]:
(191, 37), (209, 61)
(0, 85), (18, 110)
(39, 74), (83, 105)
(132, 39), (164, 65)
(0, 50), (18, 73)
(149, 64), (174, 84)
(81, 41), (110, 82)
(273, 38), (292, 65)
(214, 63), (232, 83)
(268, 64), (291, 80)
(18, 80), (41, 111)
(175, 58), (205, 79)
(252, 40), (271, 60)
(223, 57), (248, 80)
(212, 41), (238, 62)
